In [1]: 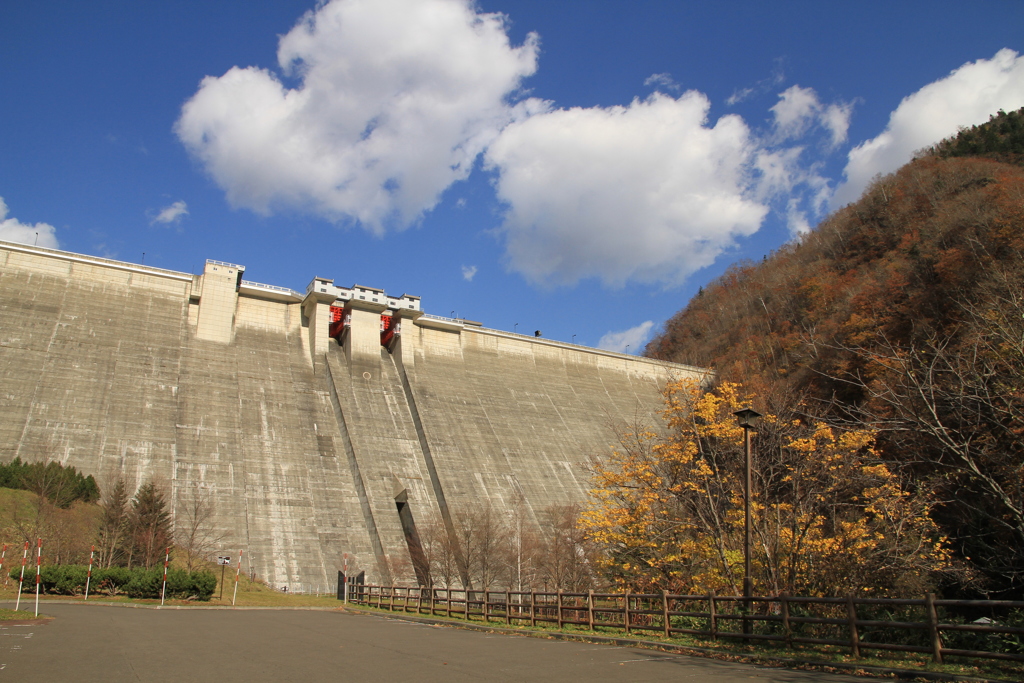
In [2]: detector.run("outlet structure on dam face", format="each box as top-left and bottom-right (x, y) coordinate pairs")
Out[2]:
(0, 239), (707, 588)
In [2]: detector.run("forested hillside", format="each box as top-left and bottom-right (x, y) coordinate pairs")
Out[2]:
(645, 108), (1024, 598)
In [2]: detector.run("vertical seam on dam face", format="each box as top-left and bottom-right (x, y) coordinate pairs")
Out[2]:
(392, 350), (471, 587)
(324, 352), (390, 583)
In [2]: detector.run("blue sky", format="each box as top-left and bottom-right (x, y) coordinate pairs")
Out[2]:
(3, 1), (1024, 354)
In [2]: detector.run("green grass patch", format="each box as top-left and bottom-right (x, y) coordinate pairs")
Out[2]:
(0, 607), (50, 620)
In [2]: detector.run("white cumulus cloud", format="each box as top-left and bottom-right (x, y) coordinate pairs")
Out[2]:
(485, 91), (768, 287)
(644, 73), (680, 91)
(151, 200), (189, 225)
(0, 197), (59, 248)
(175, 0), (541, 233)
(598, 321), (655, 354)
(770, 85), (852, 148)
(461, 265), (477, 281)
(834, 48), (1024, 206)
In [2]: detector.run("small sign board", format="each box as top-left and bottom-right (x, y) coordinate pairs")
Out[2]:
(217, 556), (232, 565)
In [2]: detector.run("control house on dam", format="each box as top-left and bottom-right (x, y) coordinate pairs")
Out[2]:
(0, 239), (706, 589)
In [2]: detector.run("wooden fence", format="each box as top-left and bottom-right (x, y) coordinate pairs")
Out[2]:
(349, 585), (1024, 665)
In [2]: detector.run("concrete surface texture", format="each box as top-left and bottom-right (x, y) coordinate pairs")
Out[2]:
(0, 604), (871, 683)
(0, 240), (706, 588)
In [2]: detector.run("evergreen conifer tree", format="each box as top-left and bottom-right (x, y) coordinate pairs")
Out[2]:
(131, 480), (171, 569)
(97, 477), (131, 567)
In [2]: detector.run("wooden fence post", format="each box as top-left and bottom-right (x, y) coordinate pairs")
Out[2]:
(530, 590), (536, 627)
(780, 593), (791, 648)
(708, 591), (717, 641)
(446, 588), (452, 619)
(506, 590), (512, 625)
(846, 594), (860, 658)
(624, 590), (631, 635)
(588, 590), (595, 631)
(557, 589), (563, 628)
(925, 592), (943, 664)
(662, 590), (671, 638)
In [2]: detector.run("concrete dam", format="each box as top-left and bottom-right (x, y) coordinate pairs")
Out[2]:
(0, 239), (705, 589)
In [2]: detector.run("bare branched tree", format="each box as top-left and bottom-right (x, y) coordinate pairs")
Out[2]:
(498, 494), (541, 592)
(451, 503), (504, 591)
(175, 485), (225, 572)
(419, 511), (460, 588)
(537, 504), (597, 592)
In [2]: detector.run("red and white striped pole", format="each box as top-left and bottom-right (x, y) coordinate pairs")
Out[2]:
(0, 543), (7, 586)
(84, 545), (95, 600)
(160, 547), (170, 605)
(231, 550), (243, 606)
(34, 538), (41, 617)
(14, 541), (28, 611)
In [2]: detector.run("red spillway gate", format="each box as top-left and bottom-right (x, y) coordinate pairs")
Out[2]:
(328, 305), (346, 338)
(380, 314), (398, 348)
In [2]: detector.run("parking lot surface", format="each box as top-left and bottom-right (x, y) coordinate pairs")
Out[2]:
(0, 603), (873, 682)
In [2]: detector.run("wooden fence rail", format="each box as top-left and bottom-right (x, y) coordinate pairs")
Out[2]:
(348, 584), (1024, 665)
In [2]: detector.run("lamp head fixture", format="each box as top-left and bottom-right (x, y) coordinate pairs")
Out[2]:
(733, 407), (762, 429)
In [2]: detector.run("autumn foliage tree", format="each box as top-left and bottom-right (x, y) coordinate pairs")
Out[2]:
(583, 380), (954, 597)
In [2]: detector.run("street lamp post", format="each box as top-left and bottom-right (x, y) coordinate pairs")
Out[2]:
(734, 407), (762, 638)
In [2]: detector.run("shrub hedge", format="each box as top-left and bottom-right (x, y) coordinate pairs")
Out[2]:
(9, 565), (216, 601)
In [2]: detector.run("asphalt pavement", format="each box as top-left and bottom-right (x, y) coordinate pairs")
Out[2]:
(0, 603), (874, 682)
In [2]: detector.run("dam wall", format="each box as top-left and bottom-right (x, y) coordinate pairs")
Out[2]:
(0, 240), (705, 588)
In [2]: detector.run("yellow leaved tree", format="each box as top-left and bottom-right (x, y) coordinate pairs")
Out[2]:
(582, 380), (953, 597)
